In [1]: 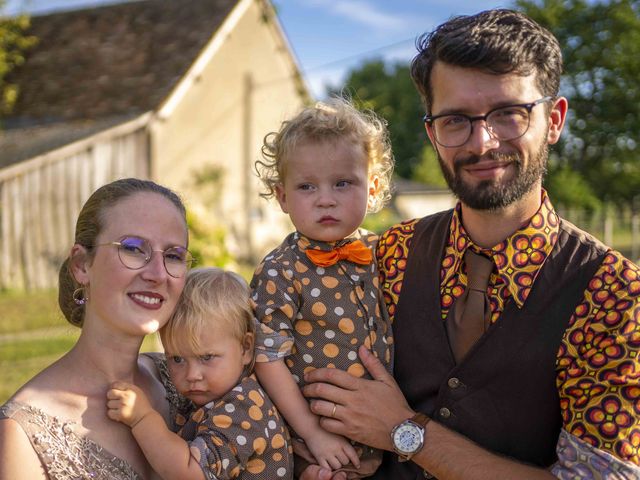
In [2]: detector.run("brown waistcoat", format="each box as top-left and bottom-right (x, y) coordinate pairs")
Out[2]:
(373, 210), (608, 479)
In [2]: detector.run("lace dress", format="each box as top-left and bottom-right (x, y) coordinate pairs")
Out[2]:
(0, 353), (188, 480)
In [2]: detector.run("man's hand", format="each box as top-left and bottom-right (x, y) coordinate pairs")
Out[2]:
(302, 345), (414, 451)
(106, 381), (153, 428)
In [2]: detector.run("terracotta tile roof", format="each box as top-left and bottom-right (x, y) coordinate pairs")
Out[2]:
(5, 0), (238, 129)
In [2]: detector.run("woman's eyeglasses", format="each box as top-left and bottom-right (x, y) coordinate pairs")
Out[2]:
(92, 236), (194, 278)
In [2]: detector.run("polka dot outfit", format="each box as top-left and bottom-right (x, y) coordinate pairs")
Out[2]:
(251, 229), (392, 383)
(251, 229), (393, 465)
(175, 373), (293, 479)
(377, 190), (640, 471)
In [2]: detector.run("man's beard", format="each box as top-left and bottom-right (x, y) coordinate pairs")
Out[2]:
(437, 141), (548, 211)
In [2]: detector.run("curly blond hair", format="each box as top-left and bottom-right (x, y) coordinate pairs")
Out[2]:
(255, 97), (394, 213)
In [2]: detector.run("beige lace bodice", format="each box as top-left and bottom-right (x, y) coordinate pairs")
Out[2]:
(0, 352), (188, 480)
(1, 400), (141, 479)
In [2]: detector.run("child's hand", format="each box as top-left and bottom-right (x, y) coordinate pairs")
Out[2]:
(335, 454), (382, 478)
(106, 381), (153, 428)
(304, 427), (361, 472)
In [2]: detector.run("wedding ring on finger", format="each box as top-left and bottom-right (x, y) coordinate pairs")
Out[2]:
(331, 403), (338, 418)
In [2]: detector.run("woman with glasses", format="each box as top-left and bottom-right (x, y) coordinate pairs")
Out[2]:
(0, 178), (194, 479)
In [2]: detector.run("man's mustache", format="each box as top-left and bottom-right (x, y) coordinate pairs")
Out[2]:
(453, 151), (521, 172)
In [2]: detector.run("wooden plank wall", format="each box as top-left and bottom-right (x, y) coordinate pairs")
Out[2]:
(0, 116), (150, 290)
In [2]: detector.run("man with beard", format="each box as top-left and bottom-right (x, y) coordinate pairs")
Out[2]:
(299, 9), (639, 480)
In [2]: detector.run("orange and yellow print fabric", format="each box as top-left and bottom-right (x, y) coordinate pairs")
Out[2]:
(376, 191), (640, 469)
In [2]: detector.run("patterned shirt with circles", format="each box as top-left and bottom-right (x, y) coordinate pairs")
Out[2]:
(251, 229), (393, 469)
(175, 373), (293, 479)
(251, 229), (393, 383)
(377, 190), (640, 478)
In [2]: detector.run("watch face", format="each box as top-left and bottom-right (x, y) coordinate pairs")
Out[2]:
(393, 422), (423, 454)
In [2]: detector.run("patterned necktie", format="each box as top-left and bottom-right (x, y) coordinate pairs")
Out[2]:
(446, 249), (494, 363)
(305, 240), (373, 267)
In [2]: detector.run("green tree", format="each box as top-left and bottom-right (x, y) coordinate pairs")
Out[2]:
(188, 165), (233, 267)
(544, 163), (601, 210)
(0, 2), (36, 117)
(413, 145), (447, 188)
(517, 0), (640, 209)
(332, 59), (429, 179)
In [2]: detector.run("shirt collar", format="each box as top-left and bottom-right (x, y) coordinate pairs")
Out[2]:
(445, 189), (560, 307)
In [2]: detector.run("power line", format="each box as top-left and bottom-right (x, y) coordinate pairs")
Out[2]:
(252, 36), (417, 92)
(302, 36), (417, 73)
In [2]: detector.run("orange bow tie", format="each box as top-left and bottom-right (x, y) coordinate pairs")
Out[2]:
(305, 240), (373, 267)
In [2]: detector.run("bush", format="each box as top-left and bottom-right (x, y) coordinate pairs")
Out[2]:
(186, 209), (233, 268)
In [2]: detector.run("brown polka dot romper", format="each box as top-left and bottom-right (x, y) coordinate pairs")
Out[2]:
(251, 229), (393, 467)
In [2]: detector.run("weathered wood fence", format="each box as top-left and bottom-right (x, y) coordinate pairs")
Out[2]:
(557, 205), (640, 264)
(0, 114), (151, 290)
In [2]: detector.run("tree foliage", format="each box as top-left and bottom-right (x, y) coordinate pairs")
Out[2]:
(413, 145), (447, 187)
(517, 0), (640, 208)
(0, 2), (36, 117)
(331, 59), (429, 179)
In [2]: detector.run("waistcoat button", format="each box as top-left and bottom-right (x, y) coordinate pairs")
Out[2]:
(439, 407), (451, 419)
(448, 377), (461, 389)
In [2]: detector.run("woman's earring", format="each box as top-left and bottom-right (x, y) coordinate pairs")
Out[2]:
(73, 286), (88, 305)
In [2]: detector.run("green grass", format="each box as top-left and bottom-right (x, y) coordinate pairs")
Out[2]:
(0, 335), (79, 362)
(0, 289), (63, 334)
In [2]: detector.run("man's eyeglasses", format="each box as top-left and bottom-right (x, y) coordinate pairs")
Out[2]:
(92, 236), (194, 278)
(423, 96), (553, 148)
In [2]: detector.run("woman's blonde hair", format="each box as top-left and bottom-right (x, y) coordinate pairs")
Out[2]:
(160, 267), (255, 367)
(255, 96), (394, 213)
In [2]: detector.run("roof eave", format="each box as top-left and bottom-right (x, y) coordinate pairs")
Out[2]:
(155, 0), (253, 120)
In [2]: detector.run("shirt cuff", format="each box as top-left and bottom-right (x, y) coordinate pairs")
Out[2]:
(254, 321), (294, 362)
(551, 429), (640, 479)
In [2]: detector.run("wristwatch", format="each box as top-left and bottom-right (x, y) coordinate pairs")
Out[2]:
(390, 412), (431, 462)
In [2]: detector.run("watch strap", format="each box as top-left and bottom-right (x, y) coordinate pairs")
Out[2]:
(410, 412), (431, 429)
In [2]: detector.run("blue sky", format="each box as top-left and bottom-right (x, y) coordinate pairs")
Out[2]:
(5, 0), (509, 97)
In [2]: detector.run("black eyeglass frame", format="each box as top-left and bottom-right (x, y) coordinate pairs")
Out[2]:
(422, 96), (554, 148)
(90, 237), (195, 278)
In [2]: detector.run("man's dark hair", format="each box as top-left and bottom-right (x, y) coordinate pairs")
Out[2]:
(410, 9), (563, 113)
